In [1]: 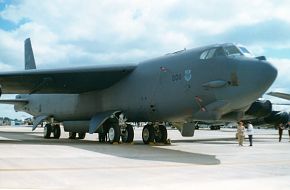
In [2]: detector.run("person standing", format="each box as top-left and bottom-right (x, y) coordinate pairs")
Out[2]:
(247, 122), (254, 146)
(237, 121), (245, 146)
(287, 122), (290, 142)
(278, 123), (284, 142)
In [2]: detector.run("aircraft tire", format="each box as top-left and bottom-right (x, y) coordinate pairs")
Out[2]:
(98, 132), (107, 142)
(52, 124), (61, 139)
(108, 123), (121, 144)
(43, 124), (52, 139)
(78, 132), (86, 139)
(121, 124), (134, 143)
(155, 125), (167, 143)
(69, 132), (77, 139)
(142, 124), (155, 144)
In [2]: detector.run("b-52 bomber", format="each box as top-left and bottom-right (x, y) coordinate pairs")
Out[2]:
(0, 38), (277, 144)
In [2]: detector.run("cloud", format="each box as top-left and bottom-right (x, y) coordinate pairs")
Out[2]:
(213, 19), (290, 47)
(0, 0), (290, 118)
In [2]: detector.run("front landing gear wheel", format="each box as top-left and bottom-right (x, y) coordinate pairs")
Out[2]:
(121, 124), (134, 143)
(44, 124), (52, 139)
(155, 125), (167, 143)
(142, 124), (155, 144)
(108, 124), (120, 144)
(53, 125), (61, 139)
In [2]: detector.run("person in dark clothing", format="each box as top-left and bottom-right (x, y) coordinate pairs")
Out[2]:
(278, 123), (284, 142)
(287, 123), (290, 142)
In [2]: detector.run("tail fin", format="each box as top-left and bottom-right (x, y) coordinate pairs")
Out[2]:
(24, 38), (36, 70)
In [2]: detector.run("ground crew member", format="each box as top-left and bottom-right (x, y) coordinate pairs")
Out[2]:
(287, 123), (290, 142)
(247, 122), (254, 146)
(278, 123), (284, 142)
(237, 121), (245, 146)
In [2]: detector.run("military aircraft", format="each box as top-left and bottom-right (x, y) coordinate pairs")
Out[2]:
(0, 38), (278, 144)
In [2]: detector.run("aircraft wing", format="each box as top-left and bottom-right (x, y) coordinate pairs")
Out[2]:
(267, 92), (290, 101)
(0, 64), (137, 94)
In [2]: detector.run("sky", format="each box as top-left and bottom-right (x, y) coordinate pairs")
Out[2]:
(0, 0), (289, 119)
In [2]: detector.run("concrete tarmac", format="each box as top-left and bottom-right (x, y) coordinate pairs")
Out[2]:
(0, 126), (290, 190)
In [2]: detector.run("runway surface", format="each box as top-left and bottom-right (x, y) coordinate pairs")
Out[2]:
(0, 126), (290, 190)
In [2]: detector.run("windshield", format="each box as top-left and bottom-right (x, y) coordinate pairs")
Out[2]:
(223, 45), (242, 56)
(199, 45), (254, 60)
(238, 46), (254, 57)
(199, 47), (225, 60)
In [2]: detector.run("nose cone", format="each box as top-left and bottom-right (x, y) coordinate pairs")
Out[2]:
(238, 59), (277, 100)
(253, 60), (277, 88)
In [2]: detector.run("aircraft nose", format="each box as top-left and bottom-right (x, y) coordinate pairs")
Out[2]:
(254, 60), (277, 89)
(238, 59), (277, 98)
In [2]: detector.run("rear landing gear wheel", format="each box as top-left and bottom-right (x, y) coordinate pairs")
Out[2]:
(155, 125), (167, 143)
(108, 124), (120, 144)
(142, 124), (155, 144)
(44, 124), (52, 139)
(78, 132), (86, 139)
(52, 125), (61, 139)
(69, 132), (76, 139)
(121, 124), (134, 143)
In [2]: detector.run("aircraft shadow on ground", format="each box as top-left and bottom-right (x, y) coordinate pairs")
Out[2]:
(0, 130), (220, 165)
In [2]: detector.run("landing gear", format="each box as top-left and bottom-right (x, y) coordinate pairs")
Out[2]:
(121, 124), (134, 143)
(155, 125), (167, 143)
(44, 124), (52, 139)
(53, 124), (61, 139)
(142, 124), (168, 144)
(68, 132), (86, 139)
(108, 123), (121, 144)
(99, 132), (107, 143)
(142, 124), (155, 144)
(44, 124), (61, 139)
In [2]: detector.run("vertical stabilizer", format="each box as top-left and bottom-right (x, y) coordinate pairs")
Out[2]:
(24, 38), (36, 70)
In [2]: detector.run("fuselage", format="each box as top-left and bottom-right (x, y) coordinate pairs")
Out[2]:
(16, 43), (277, 124)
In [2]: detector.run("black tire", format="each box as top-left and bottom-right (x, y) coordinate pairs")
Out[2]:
(142, 124), (155, 144)
(69, 132), (76, 139)
(78, 132), (86, 139)
(121, 124), (134, 143)
(43, 124), (52, 139)
(52, 125), (61, 139)
(108, 124), (121, 144)
(155, 125), (167, 143)
(98, 132), (107, 143)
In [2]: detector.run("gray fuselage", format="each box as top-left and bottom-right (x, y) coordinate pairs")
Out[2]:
(16, 44), (277, 124)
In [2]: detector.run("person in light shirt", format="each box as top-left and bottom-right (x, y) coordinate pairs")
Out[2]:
(247, 122), (254, 146)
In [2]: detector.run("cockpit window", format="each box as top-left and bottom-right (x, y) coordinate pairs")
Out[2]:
(200, 44), (254, 60)
(200, 50), (208, 59)
(223, 45), (242, 56)
(200, 47), (225, 60)
(238, 46), (254, 57)
(206, 49), (216, 59)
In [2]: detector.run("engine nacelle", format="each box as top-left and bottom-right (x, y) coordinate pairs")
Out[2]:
(245, 100), (272, 118)
(264, 111), (289, 125)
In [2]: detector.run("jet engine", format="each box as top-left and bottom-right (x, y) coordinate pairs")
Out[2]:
(264, 111), (289, 125)
(245, 100), (272, 118)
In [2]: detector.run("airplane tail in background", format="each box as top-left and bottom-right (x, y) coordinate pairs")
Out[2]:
(24, 38), (36, 70)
